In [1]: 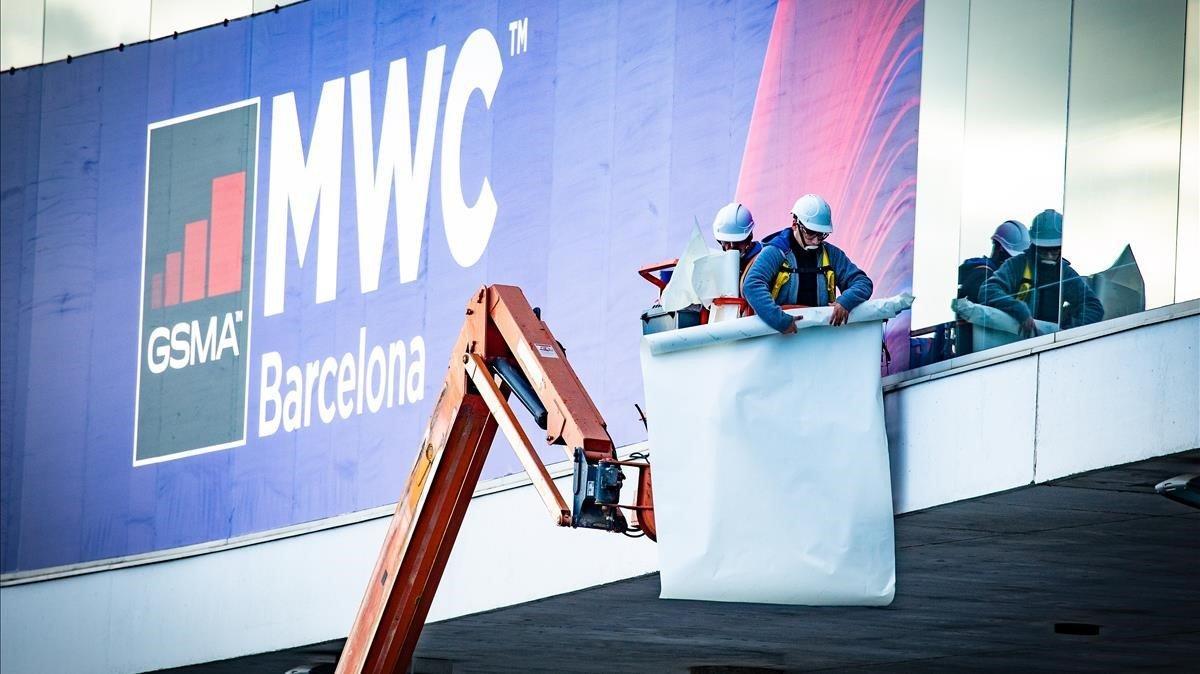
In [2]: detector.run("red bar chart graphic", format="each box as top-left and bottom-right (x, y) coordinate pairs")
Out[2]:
(149, 170), (246, 309)
(182, 219), (207, 302)
(162, 252), (181, 306)
(208, 172), (246, 297)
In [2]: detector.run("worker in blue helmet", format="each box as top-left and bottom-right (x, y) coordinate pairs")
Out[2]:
(955, 220), (1031, 354)
(959, 220), (1031, 303)
(980, 209), (1103, 337)
(711, 202), (763, 284)
(742, 194), (873, 334)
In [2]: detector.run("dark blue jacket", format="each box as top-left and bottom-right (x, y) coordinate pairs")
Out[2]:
(979, 252), (1104, 328)
(957, 255), (999, 304)
(742, 229), (874, 333)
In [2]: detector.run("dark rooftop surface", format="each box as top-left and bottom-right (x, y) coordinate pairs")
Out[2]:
(165, 449), (1200, 673)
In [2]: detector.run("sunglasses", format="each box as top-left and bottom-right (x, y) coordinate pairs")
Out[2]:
(792, 216), (828, 241)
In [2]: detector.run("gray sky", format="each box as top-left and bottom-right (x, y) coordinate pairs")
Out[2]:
(1, 0), (300, 70)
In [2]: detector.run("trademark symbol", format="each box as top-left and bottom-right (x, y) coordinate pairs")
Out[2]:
(508, 18), (529, 56)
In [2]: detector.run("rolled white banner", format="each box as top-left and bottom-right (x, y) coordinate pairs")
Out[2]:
(644, 293), (914, 356)
(951, 297), (1058, 336)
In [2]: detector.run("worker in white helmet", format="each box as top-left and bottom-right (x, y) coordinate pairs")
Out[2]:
(980, 209), (1103, 337)
(742, 194), (873, 334)
(711, 202), (763, 284)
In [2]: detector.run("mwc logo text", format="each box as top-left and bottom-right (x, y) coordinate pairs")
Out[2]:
(264, 28), (505, 317)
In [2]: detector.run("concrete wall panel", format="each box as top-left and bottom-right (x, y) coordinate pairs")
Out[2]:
(886, 357), (1036, 513)
(1034, 317), (1200, 481)
(2, 516), (381, 673)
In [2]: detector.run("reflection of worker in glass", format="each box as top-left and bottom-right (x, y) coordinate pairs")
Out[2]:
(980, 209), (1103, 337)
(711, 202), (763, 283)
(956, 220), (1029, 353)
(742, 194), (873, 334)
(959, 220), (1030, 303)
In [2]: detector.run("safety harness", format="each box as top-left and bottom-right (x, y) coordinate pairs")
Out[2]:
(820, 247), (837, 304)
(741, 245), (837, 305)
(1015, 260), (1034, 303)
(788, 246), (837, 305)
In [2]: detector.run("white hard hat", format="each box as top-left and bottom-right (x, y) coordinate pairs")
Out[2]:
(712, 202), (755, 242)
(1030, 209), (1064, 247)
(992, 220), (1030, 256)
(791, 194), (832, 233)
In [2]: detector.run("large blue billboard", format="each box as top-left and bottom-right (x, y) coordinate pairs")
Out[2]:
(0, 0), (922, 573)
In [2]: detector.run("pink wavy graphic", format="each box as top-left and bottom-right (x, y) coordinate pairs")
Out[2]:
(736, 0), (924, 371)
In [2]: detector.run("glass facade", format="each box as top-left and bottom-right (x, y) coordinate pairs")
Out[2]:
(909, 0), (1198, 369)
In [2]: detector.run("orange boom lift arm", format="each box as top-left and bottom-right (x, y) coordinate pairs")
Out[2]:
(336, 285), (654, 674)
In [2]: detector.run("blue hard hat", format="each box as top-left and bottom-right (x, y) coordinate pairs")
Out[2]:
(1030, 209), (1064, 247)
(992, 220), (1030, 256)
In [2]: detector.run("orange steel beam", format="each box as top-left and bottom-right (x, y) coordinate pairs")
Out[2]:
(465, 352), (570, 526)
(637, 258), (678, 291)
(335, 379), (498, 673)
(336, 285), (641, 674)
(483, 285), (616, 463)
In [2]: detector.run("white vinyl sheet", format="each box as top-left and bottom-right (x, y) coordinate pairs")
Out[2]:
(640, 319), (897, 606)
(646, 294), (914, 356)
(660, 227), (712, 311)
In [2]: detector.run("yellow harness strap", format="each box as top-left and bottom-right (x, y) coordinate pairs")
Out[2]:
(736, 251), (791, 313)
(741, 245), (836, 304)
(771, 262), (792, 300)
(1015, 260), (1033, 303)
(820, 247), (836, 304)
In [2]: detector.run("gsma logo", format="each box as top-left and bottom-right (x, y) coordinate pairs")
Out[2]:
(134, 99), (259, 465)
